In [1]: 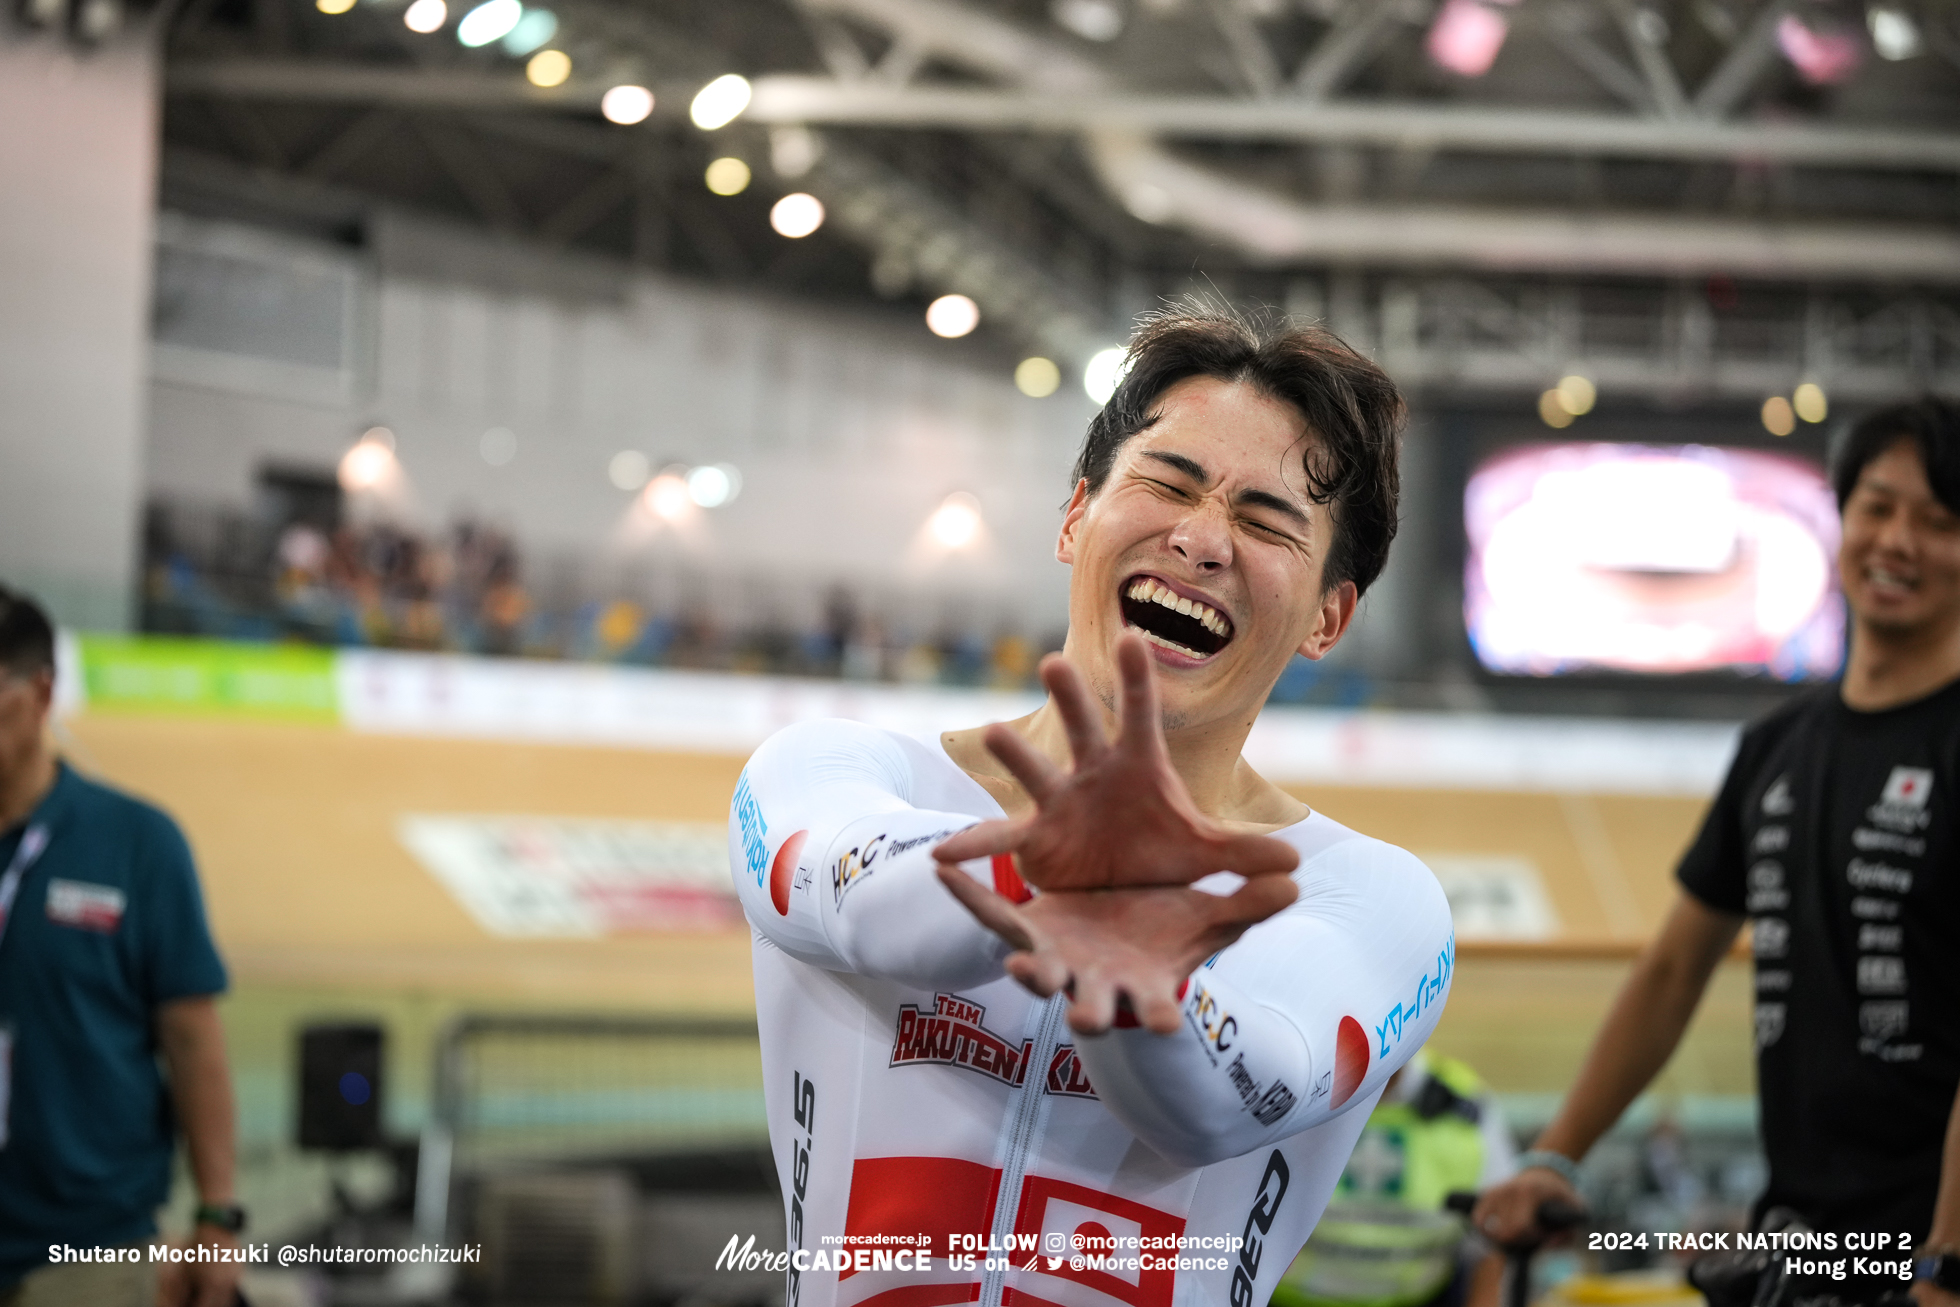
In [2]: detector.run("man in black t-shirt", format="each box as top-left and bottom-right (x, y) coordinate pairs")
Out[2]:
(1476, 397), (1960, 1307)
(1674, 659), (1959, 1237)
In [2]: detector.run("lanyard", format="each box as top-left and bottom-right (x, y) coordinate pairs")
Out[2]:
(0, 824), (50, 949)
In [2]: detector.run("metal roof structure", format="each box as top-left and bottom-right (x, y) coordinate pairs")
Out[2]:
(132, 0), (1960, 395)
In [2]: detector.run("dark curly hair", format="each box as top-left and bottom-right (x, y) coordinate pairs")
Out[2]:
(1832, 395), (1960, 516)
(1071, 304), (1406, 597)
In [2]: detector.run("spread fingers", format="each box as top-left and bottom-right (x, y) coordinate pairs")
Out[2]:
(1039, 653), (1111, 767)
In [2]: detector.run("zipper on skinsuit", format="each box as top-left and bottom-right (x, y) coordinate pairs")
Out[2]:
(977, 993), (1070, 1307)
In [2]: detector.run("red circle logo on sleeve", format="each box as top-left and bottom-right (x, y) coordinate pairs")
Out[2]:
(770, 830), (809, 916)
(1331, 1015), (1370, 1109)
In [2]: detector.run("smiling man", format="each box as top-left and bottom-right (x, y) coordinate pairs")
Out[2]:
(728, 308), (1454, 1307)
(1478, 397), (1960, 1307)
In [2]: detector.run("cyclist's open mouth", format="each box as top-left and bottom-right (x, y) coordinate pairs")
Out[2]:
(1119, 574), (1233, 662)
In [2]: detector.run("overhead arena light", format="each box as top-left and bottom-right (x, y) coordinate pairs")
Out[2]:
(525, 48), (569, 87)
(686, 464), (741, 508)
(600, 84), (654, 125)
(645, 470), (693, 521)
(1761, 396), (1797, 437)
(339, 427), (399, 491)
(928, 493), (984, 549)
(456, 0), (520, 47)
(1050, 0), (1122, 42)
(403, 0), (445, 33)
(316, 0), (355, 14)
(1867, 6), (1922, 60)
(704, 157), (751, 196)
(1777, 12), (1863, 85)
(1082, 346), (1127, 404)
(1538, 390), (1574, 429)
(1793, 382), (1829, 424)
(608, 450), (650, 491)
(1424, 0), (1518, 77)
(690, 74), (752, 130)
(1555, 375), (1596, 416)
(770, 193), (824, 238)
(500, 6), (555, 54)
(925, 294), (980, 339)
(479, 427), (517, 467)
(1015, 357), (1061, 398)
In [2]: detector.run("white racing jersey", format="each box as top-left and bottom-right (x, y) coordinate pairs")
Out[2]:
(729, 719), (1455, 1307)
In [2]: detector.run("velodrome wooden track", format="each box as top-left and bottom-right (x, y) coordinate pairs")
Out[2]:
(58, 711), (1753, 1096)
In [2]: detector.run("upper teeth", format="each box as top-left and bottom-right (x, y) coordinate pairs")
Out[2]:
(1127, 579), (1230, 636)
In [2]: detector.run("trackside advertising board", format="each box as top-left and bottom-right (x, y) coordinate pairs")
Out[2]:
(59, 634), (1739, 796)
(74, 634), (338, 722)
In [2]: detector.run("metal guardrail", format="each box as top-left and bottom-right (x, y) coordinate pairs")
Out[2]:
(413, 1013), (765, 1247)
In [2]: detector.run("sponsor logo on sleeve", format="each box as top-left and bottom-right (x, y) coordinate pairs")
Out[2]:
(830, 834), (885, 909)
(45, 880), (126, 932)
(887, 829), (954, 860)
(1752, 918), (1791, 957)
(1183, 981), (1237, 1066)
(771, 831), (810, 916)
(1331, 1017), (1369, 1110)
(827, 829), (954, 912)
(1222, 1052), (1295, 1127)
(889, 993), (1034, 1087)
(1374, 938), (1454, 1060)
(733, 772), (769, 886)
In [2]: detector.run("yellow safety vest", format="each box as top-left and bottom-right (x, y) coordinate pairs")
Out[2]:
(1272, 1053), (1490, 1307)
(1335, 1052), (1488, 1210)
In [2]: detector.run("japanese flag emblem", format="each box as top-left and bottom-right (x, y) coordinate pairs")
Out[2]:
(1881, 767), (1933, 810)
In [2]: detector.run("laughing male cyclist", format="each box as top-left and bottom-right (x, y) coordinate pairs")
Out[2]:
(728, 307), (1456, 1307)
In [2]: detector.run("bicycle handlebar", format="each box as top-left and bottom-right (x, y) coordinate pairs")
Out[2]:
(1443, 1191), (1586, 1244)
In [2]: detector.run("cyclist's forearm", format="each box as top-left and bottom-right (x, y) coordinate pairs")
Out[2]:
(1533, 897), (1740, 1164)
(1929, 1082), (1960, 1250)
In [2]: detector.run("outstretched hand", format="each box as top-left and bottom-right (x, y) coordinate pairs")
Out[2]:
(932, 635), (1299, 891)
(936, 866), (1298, 1033)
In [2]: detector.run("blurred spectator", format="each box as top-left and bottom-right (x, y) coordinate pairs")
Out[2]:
(0, 588), (244, 1307)
(137, 499), (1147, 695)
(990, 632), (1035, 688)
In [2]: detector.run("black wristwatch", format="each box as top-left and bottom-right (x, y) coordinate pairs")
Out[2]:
(1915, 1251), (1960, 1294)
(193, 1202), (247, 1234)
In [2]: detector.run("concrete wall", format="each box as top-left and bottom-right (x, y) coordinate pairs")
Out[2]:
(0, 29), (158, 629)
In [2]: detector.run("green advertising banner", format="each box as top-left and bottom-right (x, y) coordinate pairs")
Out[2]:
(76, 635), (340, 721)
